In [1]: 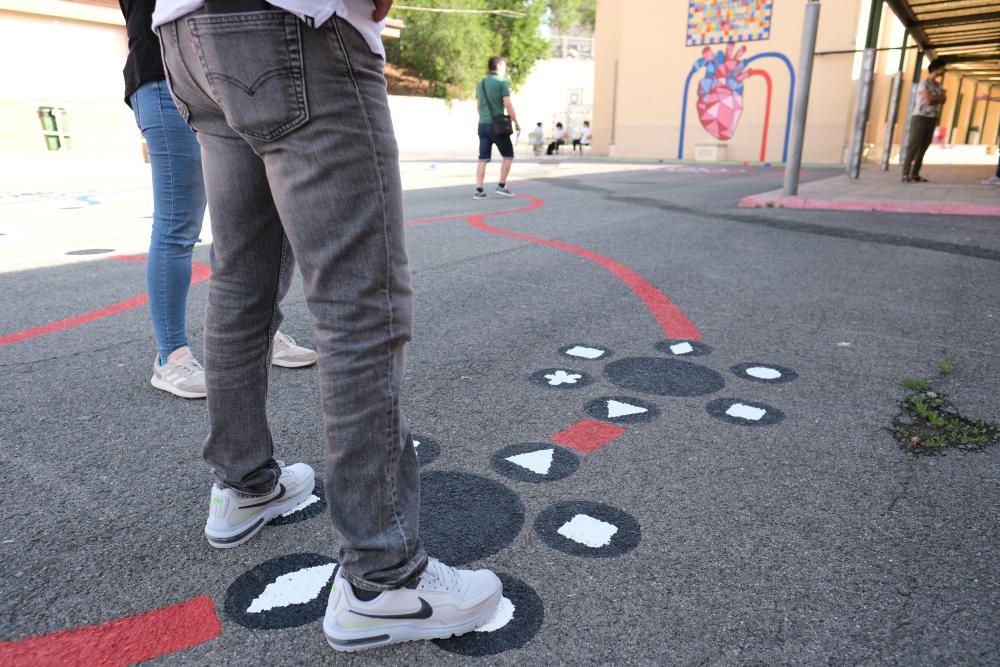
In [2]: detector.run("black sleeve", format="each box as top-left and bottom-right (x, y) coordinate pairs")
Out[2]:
(121, 0), (165, 107)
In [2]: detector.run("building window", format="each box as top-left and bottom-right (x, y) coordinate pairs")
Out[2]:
(37, 107), (71, 151)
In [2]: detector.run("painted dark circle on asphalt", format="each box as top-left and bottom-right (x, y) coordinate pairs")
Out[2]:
(225, 553), (335, 630)
(706, 398), (786, 426)
(420, 471), (524, 565)
(412, 435), (441, 466)
(268, 479), (326, 526)
(584, 395), (660, 424)
(603, 357), (726, 396)
(730, 362), (799, 383)
(491, 442), (580, 483)
(434, 573), (544, 656)
(654, 339), (714, 357)
(530, 368), (593, 389)
(534, 501), (641, 558)
(65, 248), (115, 255)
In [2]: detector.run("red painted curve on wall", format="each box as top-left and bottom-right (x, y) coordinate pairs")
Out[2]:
(0, 596), (221, 667)
(746, 69), (773, 163)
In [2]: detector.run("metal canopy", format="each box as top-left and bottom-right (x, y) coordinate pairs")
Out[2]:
(885, 0), (1000, 83)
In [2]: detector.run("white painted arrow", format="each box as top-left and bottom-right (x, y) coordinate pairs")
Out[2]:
(606, 400), (648, 418)
(246, 563), (336, 613)
(505, 448), (554, 475)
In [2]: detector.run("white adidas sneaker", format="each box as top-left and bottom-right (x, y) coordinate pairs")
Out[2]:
(204, 462), (315, 549)
(150, 346), (206, 399)
(323, 557), (502, 652)
(272, 330), (317, 368)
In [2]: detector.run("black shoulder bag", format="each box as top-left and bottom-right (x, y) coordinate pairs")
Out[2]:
(479, 78), (513, 137)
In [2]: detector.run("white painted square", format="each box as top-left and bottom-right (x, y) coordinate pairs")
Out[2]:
(726, 403), (766, 421)
(565, 345), (605, 359)
(746, 366), (781, 380)
(670, 342), (694, 355)
(557, 513), (619, 547)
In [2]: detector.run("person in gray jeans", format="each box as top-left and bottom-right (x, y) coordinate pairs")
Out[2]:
(153, 0), (501, 652)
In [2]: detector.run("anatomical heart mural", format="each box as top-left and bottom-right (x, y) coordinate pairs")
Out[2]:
(694, 43), (749, 141)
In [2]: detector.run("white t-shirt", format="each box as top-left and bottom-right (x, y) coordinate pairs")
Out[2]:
(579, 126), (591, 144)
(152, 0), (386, 58)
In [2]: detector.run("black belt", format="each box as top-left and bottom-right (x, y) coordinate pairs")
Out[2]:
(203, 0), (276, 13)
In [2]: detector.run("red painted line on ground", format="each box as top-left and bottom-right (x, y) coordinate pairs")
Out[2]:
(404, 193), (545, 227)
(551, 419), (628, 454)
(0, 596), (221, 667)
(467, 196), (702, 341)
(0, 259), (211, 348)
(739, 194), (1000, 218)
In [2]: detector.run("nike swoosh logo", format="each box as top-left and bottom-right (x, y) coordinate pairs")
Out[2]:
(238, 483), (285, 509)
(349, 597), (433, 620)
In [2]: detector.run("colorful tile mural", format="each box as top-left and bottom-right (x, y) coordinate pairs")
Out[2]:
(686, 0), (774, 46)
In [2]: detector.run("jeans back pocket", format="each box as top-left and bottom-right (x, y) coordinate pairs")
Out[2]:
(188, 12), (308, 141)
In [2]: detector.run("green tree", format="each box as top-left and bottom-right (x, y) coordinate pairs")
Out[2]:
(546, 0), (595, 36)
(388, 0), (549, 98)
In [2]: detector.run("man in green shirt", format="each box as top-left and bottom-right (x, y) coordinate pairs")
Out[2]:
(475, 56), (521, 199)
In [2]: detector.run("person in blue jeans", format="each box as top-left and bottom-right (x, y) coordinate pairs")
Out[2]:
(121, 0), (316, 399)
(154, 0), (502, 652)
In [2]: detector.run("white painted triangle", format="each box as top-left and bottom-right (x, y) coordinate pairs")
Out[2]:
(607, 400), (648, 418)
(246, 562), (336, 613)
(506, 448), (554, 475)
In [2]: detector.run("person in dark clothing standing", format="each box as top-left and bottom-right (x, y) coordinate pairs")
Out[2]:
(120, 1), (316, 399)
(901, 58), (947, 183)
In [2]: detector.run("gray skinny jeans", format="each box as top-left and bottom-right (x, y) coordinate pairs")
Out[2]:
(158, 10), (425, 591)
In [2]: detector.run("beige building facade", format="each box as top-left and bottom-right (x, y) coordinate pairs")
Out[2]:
(592, 0), (1000, 165)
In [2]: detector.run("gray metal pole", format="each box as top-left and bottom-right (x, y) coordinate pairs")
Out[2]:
(847, 47), (876, 179)
(783, 1), (821, 196)
(880, 72), (903, 170)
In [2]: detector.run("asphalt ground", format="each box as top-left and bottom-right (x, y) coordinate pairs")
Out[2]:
(1, 161), (999, 665)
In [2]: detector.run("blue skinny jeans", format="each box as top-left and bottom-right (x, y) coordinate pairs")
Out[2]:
(130, 80), (207, 361)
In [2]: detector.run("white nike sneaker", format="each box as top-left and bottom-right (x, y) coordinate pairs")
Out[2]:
(323, 557), (502, 652)
(272, 330), (317, 368)
(204, 462), (315, 549)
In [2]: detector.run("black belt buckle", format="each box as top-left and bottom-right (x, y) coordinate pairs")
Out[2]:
(203, 0), (275, 13)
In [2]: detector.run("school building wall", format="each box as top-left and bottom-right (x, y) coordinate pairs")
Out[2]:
(591, 0), (991, 165)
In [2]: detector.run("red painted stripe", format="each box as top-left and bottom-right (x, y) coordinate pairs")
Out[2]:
(746, 69), (772, 163)
(0, 596), (221, 667)
(0, 260), (211, 348)
(551, 419), (628, 453)
(467, 200), (701, 341)
(404, 193), (545, 227)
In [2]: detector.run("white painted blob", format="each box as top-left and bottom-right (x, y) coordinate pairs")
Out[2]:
(746, 366), (781, 380)
(726, 403), (766, 421)
(545, 370), (582, 386)
(246, 563), (337, 613)
(606, 400), (648, 418)
(565, 345), (605, 359)
(670, 342), (694, 355)
(476, 597), (516, 632)
(557, 514), (619, 548)
(506, 448), (554, 475)
(280, 494), (320, 517)
(413, 439), (421, 448)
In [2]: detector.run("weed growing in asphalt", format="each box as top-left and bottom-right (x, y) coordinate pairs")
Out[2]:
(892, 360), (998, 455)
(900, 377), (930, 392)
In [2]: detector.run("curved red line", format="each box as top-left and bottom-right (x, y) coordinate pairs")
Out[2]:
(0, 259), (211, 347)
(3, 189), (700, 347)
(466, 196), (701, 341)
